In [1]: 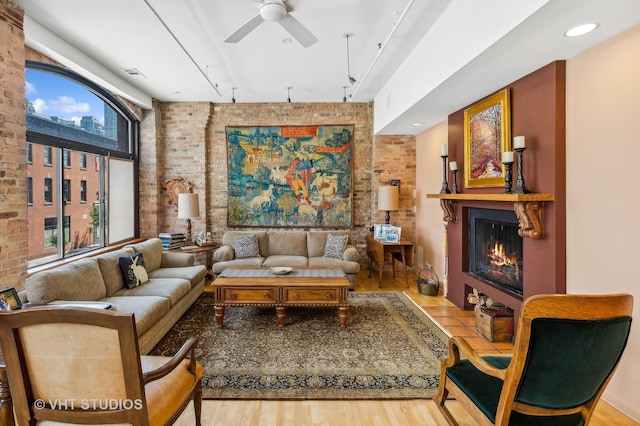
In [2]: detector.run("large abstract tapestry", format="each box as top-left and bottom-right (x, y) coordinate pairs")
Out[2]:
(226, 125), (354, 228)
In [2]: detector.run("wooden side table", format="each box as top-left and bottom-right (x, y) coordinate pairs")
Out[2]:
(365, 234), (414, 288)
(178, 244), (217, 279)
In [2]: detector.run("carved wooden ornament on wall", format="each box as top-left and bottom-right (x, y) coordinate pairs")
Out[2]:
(163, 177), (194, 205)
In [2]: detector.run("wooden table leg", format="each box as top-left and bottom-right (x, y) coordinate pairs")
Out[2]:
(276, 306), (286, 326)
(401, 247), (409, 288)
(0, 363), (14, 426)
(214, 305), (225, 327)
(338, 306), (348, 328)
(391, 252), (396, 277)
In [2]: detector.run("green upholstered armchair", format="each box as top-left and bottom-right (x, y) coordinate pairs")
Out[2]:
(0, 306), (203, 426)
(434, 294), (633, 425)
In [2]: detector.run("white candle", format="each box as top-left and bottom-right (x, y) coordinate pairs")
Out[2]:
(449, 161), (458, 171)
(513, 136), (525, 149)
(502, 151), (514, 163)
(440, 144), (448, 156)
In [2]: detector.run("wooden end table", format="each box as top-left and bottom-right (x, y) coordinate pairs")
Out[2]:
(366, 234), (414, 288)
(177, 244), (217, 279)
(212, 267), (350, 327)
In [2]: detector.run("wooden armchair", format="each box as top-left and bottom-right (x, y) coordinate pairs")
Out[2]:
(435, 294), (633, 425)
(0, 306), (202, 425)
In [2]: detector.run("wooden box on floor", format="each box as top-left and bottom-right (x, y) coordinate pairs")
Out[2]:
(475, 306), (514, 342)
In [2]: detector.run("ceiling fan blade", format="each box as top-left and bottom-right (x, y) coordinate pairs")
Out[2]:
(225, 14), (265, 43)
(279, 14), (317, 47)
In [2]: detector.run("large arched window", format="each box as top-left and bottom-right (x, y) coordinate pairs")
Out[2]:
(25, 61), (139, 268)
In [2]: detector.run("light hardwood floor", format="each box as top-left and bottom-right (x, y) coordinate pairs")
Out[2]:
(187, 269), (638, 426)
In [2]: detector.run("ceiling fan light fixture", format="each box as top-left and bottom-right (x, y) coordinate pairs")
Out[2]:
(260, 2), (287, 22)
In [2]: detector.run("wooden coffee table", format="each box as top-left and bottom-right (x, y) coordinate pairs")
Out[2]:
(212, 267), (349, 327)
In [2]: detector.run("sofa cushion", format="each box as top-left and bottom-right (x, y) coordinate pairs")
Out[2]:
(324, 234), (349, 259)
(234, 234), (260, 258)
(308, 257), (361, 274)
(96, 247), (136, 296)
(26, 259), (107, 304)
(119, 253), (150, 289)
(262, 255), (308, 268)
(213, 258), (265, 274)
(222, 231), (268, 256)
(267, 231), (308, 257)
(149, 265), (207, 289)
(307, 231), (351, 257)
(113, 278), (191, 306)
(101, 295), (170, 335)
(128, 238), (163, 272)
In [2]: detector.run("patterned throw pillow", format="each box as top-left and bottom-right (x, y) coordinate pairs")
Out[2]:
(118, 253), (149, 289)
(234, 234), (260, 259)
(324, 234), (348, 259)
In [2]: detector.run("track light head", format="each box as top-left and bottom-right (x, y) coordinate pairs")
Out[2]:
(349, 76), (356, 85)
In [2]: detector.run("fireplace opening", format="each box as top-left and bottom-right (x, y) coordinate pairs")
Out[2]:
(469, 208), (523, 299)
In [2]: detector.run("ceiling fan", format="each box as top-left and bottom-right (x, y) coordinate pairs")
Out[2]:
(225, 0), (318, 47)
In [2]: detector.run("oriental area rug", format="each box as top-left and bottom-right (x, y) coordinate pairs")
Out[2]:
(149, 292), (450, 400)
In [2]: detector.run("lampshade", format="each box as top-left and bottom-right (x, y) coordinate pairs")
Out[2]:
(177, 193), (200, 219)
(378, 186), (399, 211)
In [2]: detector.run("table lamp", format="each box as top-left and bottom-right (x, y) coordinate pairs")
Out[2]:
(378, 186), (399, 224)
(177, 193), (200, 244)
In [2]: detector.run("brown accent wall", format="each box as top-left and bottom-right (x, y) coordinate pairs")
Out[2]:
(445, 62), (567, 320)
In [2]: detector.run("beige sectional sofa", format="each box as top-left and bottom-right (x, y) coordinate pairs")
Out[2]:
(212, 230), (360, 289)
(24, 238), (206, 354)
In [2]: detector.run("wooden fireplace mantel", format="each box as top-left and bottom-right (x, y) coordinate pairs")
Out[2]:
(426, 193), (554, 239)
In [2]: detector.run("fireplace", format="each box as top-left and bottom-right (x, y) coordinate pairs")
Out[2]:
(469, 208), (523, 299)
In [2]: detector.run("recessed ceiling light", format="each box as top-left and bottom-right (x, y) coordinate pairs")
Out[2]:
(412, 122), (423, 127)
(282, 38), (292, 44)
(564, 23), (599, 37)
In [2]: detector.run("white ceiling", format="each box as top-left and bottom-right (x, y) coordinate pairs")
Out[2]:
(13, 0), (640, 135)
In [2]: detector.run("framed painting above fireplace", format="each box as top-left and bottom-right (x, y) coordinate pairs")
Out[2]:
(464, 89), (511, 188)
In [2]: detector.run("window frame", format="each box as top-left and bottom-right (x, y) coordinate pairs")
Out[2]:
(26, 61), (140, 268)
(43, 177), (53, 204)
(27, 176), (33, 205)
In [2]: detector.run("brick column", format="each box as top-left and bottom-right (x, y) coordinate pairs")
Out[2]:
(0, 0), (28, 291)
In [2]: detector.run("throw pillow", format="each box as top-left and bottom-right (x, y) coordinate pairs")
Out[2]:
(234, 234), (260, 259)
(324, 234), (348, 259)
(118, 253), (149, 289)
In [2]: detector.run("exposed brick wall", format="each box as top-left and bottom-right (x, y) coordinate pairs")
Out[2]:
(153, 101), (210, 239)
(373, 135), (417, 245)
(140, 103), (415, 262)
(0, 0), (27, 290)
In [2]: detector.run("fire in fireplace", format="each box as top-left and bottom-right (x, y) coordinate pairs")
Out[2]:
(469, 208), (523, 298)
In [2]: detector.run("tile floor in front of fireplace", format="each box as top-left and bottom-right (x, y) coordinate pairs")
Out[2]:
(354, 268), (515, 355)
(421, 305), (514, 355)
